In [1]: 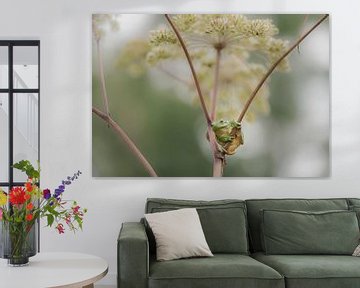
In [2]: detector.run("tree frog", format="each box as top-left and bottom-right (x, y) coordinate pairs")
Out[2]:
(211, 119), (244, 155)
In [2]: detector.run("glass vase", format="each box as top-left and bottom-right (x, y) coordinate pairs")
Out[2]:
(0, 220), (37, 266)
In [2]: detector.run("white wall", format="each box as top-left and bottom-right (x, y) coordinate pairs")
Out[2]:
(1, 0), (360, 285)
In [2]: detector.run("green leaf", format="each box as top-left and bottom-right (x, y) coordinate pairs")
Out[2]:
(46, 205), (60, 217)
(47, 214), (54, 227)
(12, 160), (40, 180)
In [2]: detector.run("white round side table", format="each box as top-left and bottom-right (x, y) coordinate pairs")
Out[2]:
(0, 252), (108, 288)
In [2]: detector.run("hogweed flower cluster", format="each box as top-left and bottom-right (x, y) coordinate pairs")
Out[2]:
(92, 14), (120, 41)
(147, 14), (289, 122)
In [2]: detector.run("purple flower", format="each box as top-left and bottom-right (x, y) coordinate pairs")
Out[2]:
(43, 189), (51, 200)
(54, 189), (63, 198)
(54, 170), (82, 199)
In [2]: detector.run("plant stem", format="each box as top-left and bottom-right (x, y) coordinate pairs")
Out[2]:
(94, 34), (157, 176)
(165, 14), (211, 126)
(209, 50), (225, 176)
(237, 14), (329, 123)
(92, 107), (158, 177)
(157, 65), (192, 87)
(297, 14), (309, 49)
(165, 14), (225, 176)
(208, 128), (224, 177)
(96, 39), (111, 118)
(210, 49), (221, 121)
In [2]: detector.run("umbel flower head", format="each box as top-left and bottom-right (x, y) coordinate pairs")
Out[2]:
(92, 14), (120, 41)
(144, 14), (290, 122)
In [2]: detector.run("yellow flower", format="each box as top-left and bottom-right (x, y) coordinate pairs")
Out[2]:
(0, 190), (7, 206)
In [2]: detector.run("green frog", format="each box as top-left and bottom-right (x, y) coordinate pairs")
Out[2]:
(211, 119), (244, 155)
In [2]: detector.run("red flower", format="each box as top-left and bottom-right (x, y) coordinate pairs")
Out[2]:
(25, 182), (33, 192)
(9, 187), (26, 205)
(56, 223), (65, 234)
(26, 214), (33, 221)
(26, 203), (34, 210)
(24, 193), (31, 201)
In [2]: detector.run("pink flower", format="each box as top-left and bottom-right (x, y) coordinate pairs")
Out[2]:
(56, 223), (65, 234)
(0, 208), (3, 220)
(72, 205), (80, 215)
(65, 214), (71, 225)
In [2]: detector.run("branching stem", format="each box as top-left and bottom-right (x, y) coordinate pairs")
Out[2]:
(237, 14), (329, 123)
(92, 107), (158, 177)
(93, 33), (157, 177)
(96, 39), (111, 118)
(157, 65), (192, 87)
(210, 49), (222, 121)
(165, 14), (212, 126)
(165, 14), (225, 176)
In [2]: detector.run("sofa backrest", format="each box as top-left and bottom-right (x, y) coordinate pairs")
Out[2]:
(348, 198), (360, 229)
(348, 198), (360, 207)
(245, 198), (349, 252)
(145, 198), (249, 255)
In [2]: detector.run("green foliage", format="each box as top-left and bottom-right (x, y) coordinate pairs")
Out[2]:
(12, 160), (40, 181)
(47, 214), (55, 227)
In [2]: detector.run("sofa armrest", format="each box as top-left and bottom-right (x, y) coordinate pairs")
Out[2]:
(118, 222), (149, 288)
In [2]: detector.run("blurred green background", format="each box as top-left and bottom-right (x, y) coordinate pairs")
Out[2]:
(92, 14), (329, 177)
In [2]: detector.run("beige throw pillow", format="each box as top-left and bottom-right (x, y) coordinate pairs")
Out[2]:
(353, 244), (360, 256)
(145, 208), (213, 261)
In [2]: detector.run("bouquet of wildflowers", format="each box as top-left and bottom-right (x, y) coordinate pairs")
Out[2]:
(0, 160), (87, 234)
(0, 160), (87, 265)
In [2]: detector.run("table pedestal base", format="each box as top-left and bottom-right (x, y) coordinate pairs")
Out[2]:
(83, 285), (94, 288)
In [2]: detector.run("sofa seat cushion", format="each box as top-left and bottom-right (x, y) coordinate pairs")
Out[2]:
(253, 252), (360, 288)
(149, 254), (284, 288)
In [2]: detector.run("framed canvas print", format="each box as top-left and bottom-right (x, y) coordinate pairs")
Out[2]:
(92, 14), (329, 177)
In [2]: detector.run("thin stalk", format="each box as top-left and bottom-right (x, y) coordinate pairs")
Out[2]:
(210, 49), (222, 121)
(237, 14), (329, 123)
(157, 65), (192, 87)
(165, 14), (225, 176)
(96, 39), (110, 118)
(92, 107), (158, 177)
(297, 14), (309, 52)
(208, 127), (224, 177)
(165, 14), (212, 126)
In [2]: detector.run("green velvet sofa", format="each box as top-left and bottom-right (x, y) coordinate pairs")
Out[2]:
(118, 198), (360, 288)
